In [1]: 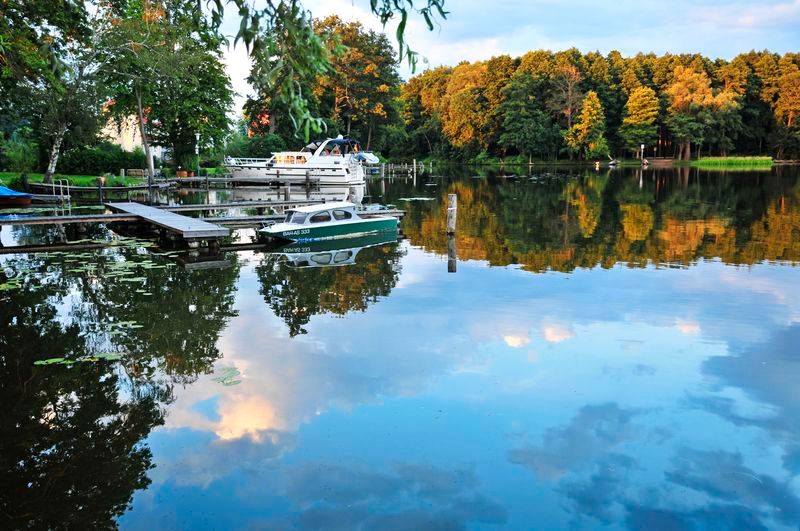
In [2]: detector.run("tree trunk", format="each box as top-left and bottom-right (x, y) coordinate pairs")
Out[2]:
(135, 87), (155, 187)
(366, 121), (373, 151)
(43, 123), (68, 184)
(422, 132), (433, 154)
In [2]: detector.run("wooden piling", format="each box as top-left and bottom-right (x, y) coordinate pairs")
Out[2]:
(446, 193), (457, 235)
(447, 235), (457, 273)
(284, 183), (291, 201)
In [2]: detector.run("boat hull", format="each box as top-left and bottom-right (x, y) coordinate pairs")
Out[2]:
(261, 217), (398, 243)
(0, 196), (32, 207)
(225, 164), (365, 187)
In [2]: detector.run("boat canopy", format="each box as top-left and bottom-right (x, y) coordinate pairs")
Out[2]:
(302, 138), (362, 156)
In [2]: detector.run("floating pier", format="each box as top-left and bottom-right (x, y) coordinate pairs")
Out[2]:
(105, 202), (229, 240)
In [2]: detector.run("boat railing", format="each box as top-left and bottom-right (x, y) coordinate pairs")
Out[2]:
(225, 157), (272, 166)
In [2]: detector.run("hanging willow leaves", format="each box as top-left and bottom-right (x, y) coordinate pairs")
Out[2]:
(205, 0), (448, 139)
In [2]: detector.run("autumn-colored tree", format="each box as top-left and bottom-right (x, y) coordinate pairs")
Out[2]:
(400, 66), (451, 155)
(619, 86), (659, 157)
(313, 16), (401, 149)
(666, 65), (714, 159)
(564, 91), (609, 159)
(776, 70), (800, 129)
(440, 62), (489, 149)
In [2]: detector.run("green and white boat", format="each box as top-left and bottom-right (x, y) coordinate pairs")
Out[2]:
(259, 201), (398, 243)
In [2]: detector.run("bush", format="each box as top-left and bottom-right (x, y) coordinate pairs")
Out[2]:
(58, 142), (148, 175)
(1, 128), (38, 173)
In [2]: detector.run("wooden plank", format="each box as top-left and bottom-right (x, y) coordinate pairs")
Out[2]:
(107, 202), (229, 238)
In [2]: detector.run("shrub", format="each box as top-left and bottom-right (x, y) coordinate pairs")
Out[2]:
(58, 142), (148, 175)
(1, 128), (38, 173)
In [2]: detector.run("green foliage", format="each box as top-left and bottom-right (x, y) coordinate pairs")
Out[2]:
(0, 127), (38, 172)
(57, 142), (148, 175)
(210, 0), (446, 139)
(691, 156), (774, 168)
(499, 74), (562, 159)
(401, 49), (800, 161)
(102, 1), (233, 171)
(619, 86), (659, 155)
(565, 91), (609, 159)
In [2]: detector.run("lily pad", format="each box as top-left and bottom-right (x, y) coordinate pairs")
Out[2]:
(212, 366), (241, 386)
(34, 357), (67, 365)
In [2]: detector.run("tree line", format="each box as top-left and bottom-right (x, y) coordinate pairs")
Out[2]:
(244, 34), (800, 162)
(3, 0), (799, 180)
(0, 0), (442, 181)
(397, 49), (800, 161)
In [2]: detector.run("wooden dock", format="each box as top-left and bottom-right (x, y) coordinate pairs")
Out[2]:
(106, 202), (229, 239)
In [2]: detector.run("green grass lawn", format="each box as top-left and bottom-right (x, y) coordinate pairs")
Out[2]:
(0, 171), (146, 187)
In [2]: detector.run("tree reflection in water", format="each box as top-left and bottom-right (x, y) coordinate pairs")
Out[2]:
(393, 167), (800, 271)
(0, 245), (240, 528)
(256, 236), (405, 336)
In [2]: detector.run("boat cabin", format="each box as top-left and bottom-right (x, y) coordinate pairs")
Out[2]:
(303, 138), (362, 158)
(272, 153), (309, 165)
(282, 201), (360, 226)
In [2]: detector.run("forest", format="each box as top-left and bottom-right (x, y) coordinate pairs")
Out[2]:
(2, 0), (800, 180)
(269, 39), (800, 162)
(396, 49), (800, 162)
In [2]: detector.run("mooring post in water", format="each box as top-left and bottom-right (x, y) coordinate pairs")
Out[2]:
(447, 234), (457, 273)
(446, 193), (457, 235)
(96, 176), (104, 204)
(284, 183), (291, 201)
(305, 170), (311, 198)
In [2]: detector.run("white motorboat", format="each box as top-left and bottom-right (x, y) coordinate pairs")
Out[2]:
(224, 137), (379, 187)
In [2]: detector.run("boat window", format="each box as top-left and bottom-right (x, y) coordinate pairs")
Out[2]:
(310, 211), (332, 223)
(333, 251), (353, 263)
(332, 209), (352, 220)
(311, 253), (332, 265)
(287, 212), (307, 224)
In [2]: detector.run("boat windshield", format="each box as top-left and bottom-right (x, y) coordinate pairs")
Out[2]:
(285, 211), (308, 224)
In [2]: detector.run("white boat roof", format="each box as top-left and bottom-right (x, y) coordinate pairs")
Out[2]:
(289, 201), (356, 213)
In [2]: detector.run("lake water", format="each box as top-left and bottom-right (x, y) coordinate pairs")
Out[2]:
(2, 166), (800, 529)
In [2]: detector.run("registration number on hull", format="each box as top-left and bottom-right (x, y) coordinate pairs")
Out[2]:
(282, 229), (311, 237)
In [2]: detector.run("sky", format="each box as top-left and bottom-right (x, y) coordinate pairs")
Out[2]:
(220, 0), (800, 113)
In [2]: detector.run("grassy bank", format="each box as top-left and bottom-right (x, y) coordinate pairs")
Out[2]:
(0, 171), (146, 188)
(691, 156), (774, 168)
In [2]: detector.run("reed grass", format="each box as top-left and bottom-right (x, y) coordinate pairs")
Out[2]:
(691, 156), (773, 168)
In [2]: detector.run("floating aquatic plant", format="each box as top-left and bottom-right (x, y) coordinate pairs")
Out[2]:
(212, 366), (241, 386)
(33, 352), (123, 366)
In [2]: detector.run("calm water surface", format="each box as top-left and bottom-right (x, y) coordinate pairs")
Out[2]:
(2, 166), (800, 529)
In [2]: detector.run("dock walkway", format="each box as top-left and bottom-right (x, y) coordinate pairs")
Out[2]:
(106, 202), (229, 239)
